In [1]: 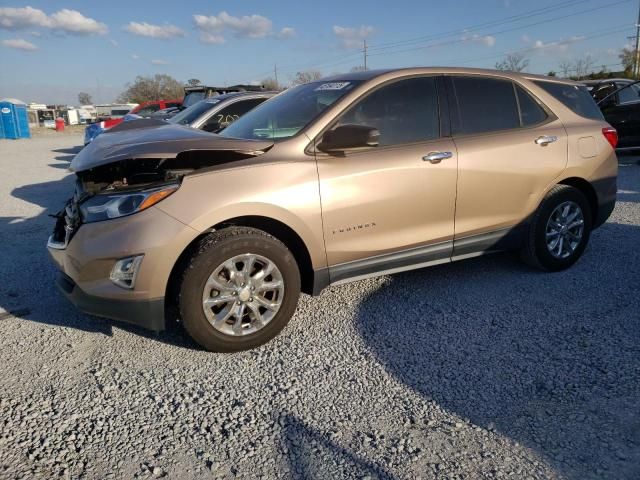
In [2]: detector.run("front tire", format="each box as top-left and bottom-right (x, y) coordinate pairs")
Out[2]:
(521, 185), (592, 271)
(179, 227), (301, 352)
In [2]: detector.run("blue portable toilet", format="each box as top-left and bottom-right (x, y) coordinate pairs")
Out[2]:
(0, 98), (31, 139)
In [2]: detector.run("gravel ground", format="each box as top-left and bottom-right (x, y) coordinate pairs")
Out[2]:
(0, 136), (639, 480)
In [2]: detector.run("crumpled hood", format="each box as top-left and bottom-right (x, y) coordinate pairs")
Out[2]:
(70, 123), (274, 172)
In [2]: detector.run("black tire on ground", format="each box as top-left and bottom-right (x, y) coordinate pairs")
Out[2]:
(521, 184), (592, 271)
(179, 227), (301, 352)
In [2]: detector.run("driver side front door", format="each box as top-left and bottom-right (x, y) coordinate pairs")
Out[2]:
(315, 76), (458, 284)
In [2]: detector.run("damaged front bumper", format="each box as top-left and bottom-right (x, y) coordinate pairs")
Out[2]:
(47, 204), (200, 332)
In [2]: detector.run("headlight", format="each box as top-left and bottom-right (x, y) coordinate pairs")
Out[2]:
(80, 184), (178, 223)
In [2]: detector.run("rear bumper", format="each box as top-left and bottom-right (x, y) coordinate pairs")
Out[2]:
(56, 272), (165, 331)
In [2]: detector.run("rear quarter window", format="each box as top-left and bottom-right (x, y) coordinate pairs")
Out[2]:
(533, 81), (604, 120)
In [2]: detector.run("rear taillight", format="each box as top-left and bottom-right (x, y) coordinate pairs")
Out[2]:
(602, 127), (618, 149)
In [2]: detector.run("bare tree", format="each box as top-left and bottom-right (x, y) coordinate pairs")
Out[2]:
(573, 55), (595, 79)
(291, 70), (322, 86)
(186, 78), (202, 86)
(558, 61), (572, 78)
(261, 77), (279, 90)
(117, 74), (184, 103)
(495, 52), (530, 72)
(77, 92), (92, 105)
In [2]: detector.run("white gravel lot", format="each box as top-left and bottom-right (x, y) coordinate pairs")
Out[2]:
(0, 135), (639, 480)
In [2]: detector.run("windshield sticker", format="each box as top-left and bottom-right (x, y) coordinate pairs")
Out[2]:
(315, 82), (351, 91)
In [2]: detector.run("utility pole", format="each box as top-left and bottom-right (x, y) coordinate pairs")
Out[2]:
(635, 0), (640, 78)
(274, 64), (279, 88)
(363, 40), (368, 71)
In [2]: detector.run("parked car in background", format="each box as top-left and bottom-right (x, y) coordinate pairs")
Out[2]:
(95, 103), (138, 121)
(49, 68), (617, 352)
(131, 99), (183, 118)
(168, 91), (275, 132)
(583, 79), (640, 150)
(83, 99), (183, 145)
(152, 84), (268, 120)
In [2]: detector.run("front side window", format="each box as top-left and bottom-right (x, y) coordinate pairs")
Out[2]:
(220, 81), (362, 140)
(334, 76), (439, 146)
(533, 81), (604, 120)
(135, 104), (161, 116)
(202, 98), (266, 132)
(451, 76), (520, 135)
(169, 99), (220, 125)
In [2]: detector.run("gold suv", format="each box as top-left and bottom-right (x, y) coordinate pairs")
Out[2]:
(48, 68), (618, 351)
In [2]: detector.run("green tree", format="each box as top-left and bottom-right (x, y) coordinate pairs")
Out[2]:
(186, 78), (202, 86)
(78, 92), (92, 105)
(619, 47), (637, 76)
(117, 74), (184, 103)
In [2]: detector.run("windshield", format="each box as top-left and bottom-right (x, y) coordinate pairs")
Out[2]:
(169, 99), (220, 125)
(220, 81), (362, 140)
(182, 91), (206, 108)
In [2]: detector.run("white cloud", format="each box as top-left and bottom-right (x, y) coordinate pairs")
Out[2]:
(333, 25), (374, 49)
(0, 6), (107, 35)
(200, 32), (225, 44)
(0, 6), (49, 29)
(1, 38), (38, 51)
(461, 33), (496, 47)
(131, 53), (140, 60)
(532, 36), (584, 54)
(151, 59), (169, 65)
(278, 27), (296, 39)
(194, 11), (273, 44)
(109, 38), (118, 47)
(49, 9), (107, 35)
(124, 21), (185, 39)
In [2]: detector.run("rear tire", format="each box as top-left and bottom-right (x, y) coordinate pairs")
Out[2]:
(179, 227), (301, 352)
(521, 185), (592, 271)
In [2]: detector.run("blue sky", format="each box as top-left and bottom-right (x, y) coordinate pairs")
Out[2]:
(0, 0), (637, 104)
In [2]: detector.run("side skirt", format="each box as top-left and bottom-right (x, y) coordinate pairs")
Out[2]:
(310, 226), (525, 295)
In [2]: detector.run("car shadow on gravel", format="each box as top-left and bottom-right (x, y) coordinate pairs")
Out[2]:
(356, 222), (640, 479)
(281, 415), (394, 479)
(1, 178), (201, 351)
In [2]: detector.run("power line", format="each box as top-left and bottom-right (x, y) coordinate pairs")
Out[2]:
(248, 0), (590, 80)
(367, 0), (632, 59)
(366, 0), (587, 53)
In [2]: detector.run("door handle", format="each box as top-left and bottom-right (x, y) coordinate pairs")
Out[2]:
(535, 135), (558, 146)
(422, 151), (453, 164)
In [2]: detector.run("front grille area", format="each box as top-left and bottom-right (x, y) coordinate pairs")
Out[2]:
(49, 184), (83, 249)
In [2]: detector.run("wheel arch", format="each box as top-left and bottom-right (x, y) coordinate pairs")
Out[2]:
(165, 216), (318, 311)
(556, 176), (598, 224)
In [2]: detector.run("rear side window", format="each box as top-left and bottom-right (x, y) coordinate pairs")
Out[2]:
(515, 85), (548, 127)
(533, 81), (604, 120)
(451, 77), (520, 134)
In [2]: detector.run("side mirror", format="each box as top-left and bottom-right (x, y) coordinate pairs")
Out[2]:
(318, 124), (380, 153)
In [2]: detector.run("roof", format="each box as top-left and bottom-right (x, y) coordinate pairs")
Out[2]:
(0, 98), (26, 104)
(581, 78), (636, 85)
(204, 91), (278, 103)
(318, 67), (581, 85)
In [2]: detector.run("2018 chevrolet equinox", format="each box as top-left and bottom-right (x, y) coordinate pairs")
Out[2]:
(48, 68), (617, 351)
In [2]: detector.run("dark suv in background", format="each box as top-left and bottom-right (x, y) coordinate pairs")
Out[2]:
(584, 79), (640, 150)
